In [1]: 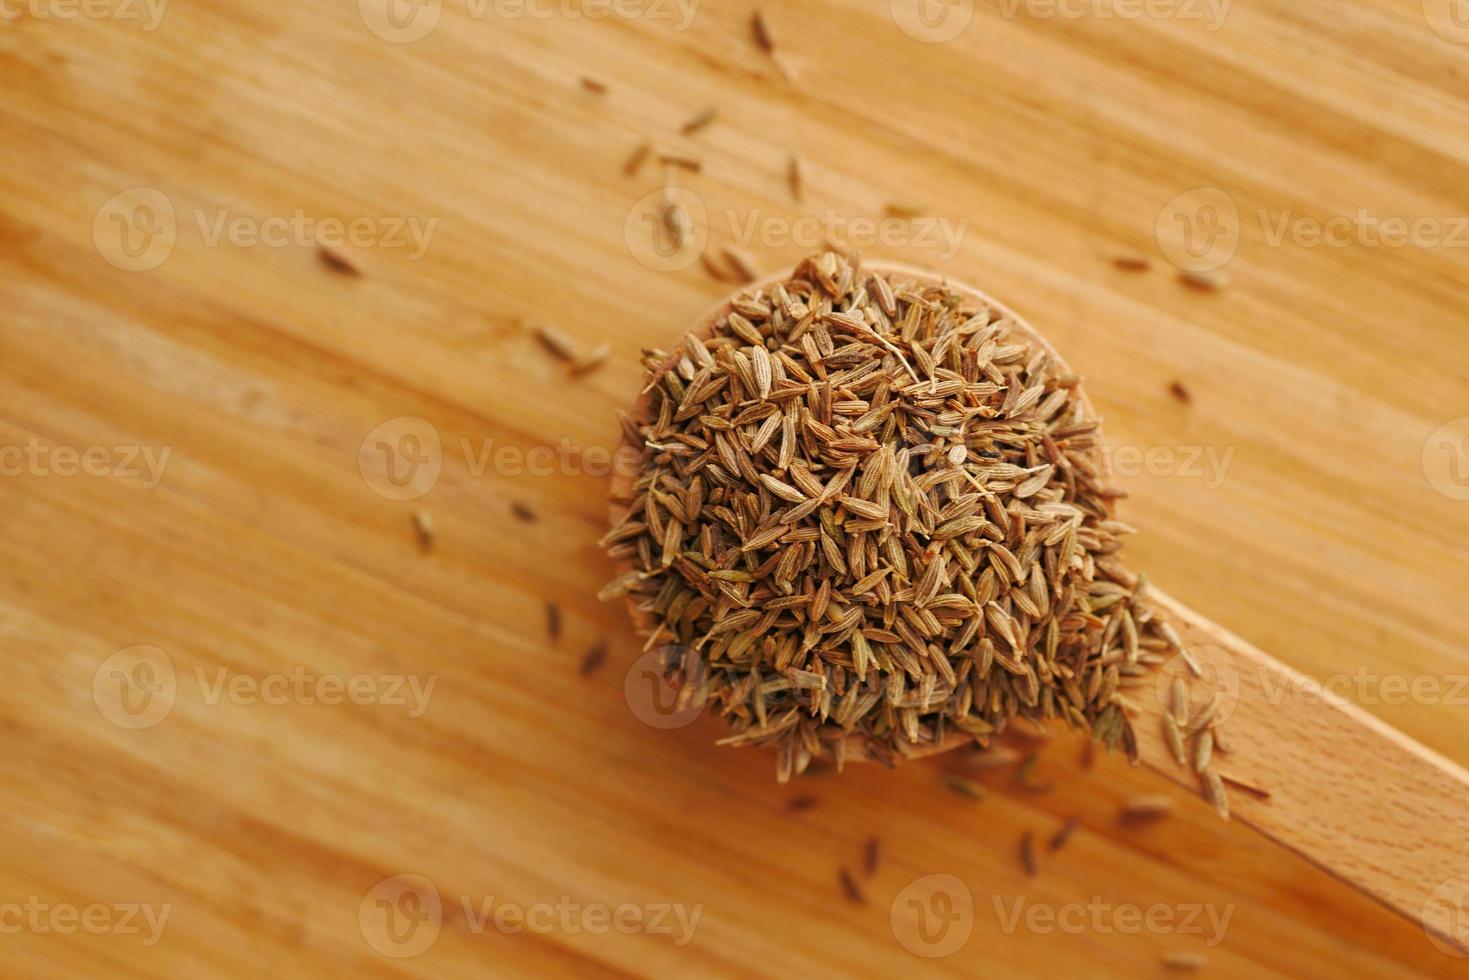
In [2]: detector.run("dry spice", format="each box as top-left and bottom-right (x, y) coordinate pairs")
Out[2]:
(1048, 815), (1079, 852)
(1120, 794), (1173, 822)
(788, 153), (805, 202)
(580, 76), (608, 94)
(624, 140), (653, 177)
(1162, 950), (1207, 971)
(317, 246), (361, 277)
(1168, 381), (1192, 404)
(579, 641), (608, 676)
(943, 775), (985, 801)
(786, 794), (816, 813)
(1112, 254), (1151, 272)
(681, 106), (719, 136)
(1019, 830), (1038, 877)
(721, 246), (760, 285)
(837, 866), (866, 904)
(863, 835), (881, 875)
(600, 251), (1185, 780)
(547, 601), (562, 642)
(511, 501), (537, 523)
(411, 509), (434, 551)
(1179, 269), (1227, 291)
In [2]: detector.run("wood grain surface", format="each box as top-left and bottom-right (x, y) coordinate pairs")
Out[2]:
(4, 1), (1469, 977)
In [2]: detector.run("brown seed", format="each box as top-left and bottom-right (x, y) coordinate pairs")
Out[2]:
(546, 601), (561, 642)
(752, 8), (776, 52)
(656, 152), (702, 173)
(1179, 268), (1227, 291)
(1019, 831), (1038, 877)
(1219, 771), (1270, 798)
(1193, 729), (1214, 773)
(1120, 794), (1173, 822)
(788, 152), (805, 202)
(317, 246), (361, 277)
(534, 323), (581, 363)
(1112, 253), (1151, 272)
(1012, 751), (1052, 793)
(1200, 766), (1230, 820)
(579, 76), (608, 94)
(863, 836), (881, 876)
(1161, 950), (1207, 971)
(786, 794), (817, 813)
(411, 509), (434, 551)
(1168, 381), (1192, 404)
(943, 775), (985, 801)
(681, 106), (719, 136)
(837, 866), (866, 904)
(510, 501), (537, 522)
(571, 342), (612, 377)
(1162, 713), (1187, 767)
(623, 140), (653, 177)
(579, 641), (608, 676)
(1047, 816), (1080, 852)
(884, 202), (925, 219)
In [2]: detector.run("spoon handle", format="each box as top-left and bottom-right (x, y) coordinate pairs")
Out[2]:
(1138, 589), (1469, 953)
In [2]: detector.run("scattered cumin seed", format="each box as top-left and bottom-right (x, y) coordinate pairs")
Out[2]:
(571, 341), (612, 377)
(317, 246), (361, 277)
(700, 251), (739, 283)
(884, 201), (925, 219)
(1048, 816), (1080, 852)
(546, 601), (562, 642)
(1169, 381), (1192, 404)
(579, 640), (608, 676)
(681, 106), (719, 136)
(1112, 253), (1151, 272)
(786, 794), (817, 813)
(1120, 794), (1174, 822)
(1179, 268), (1227, 291)
(579, 76), (608, 94)
(943, 775), (985, 801)
(510, 501), (537, 522)
(863, 836), (881, 876)
(1200, 766), (1230, 820)
(1019, 831), (1038, 877)
(788, 152), (805, 202)
(1193, 729), (1214, 773)
(1162, 713), (1187, 767)
(1170, 677), (1189, 727)
(535, 323), (581, 363)
(1162, 950), (1207, 971)
(752, 8), (776, 52)
(720, 245), (760, 284)
(410, 509), (434, 551)
(624, 140), (653, 177)
(967, 746), (1021, 770)
(1219, 771), (1270, 799)
(837, 866), (866, 904)
(656, 152), (702, 173)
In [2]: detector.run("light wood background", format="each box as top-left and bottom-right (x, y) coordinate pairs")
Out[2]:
(3, 0), (1468, 976)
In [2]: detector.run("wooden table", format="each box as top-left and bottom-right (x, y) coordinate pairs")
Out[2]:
(3, 1), (1468, 975)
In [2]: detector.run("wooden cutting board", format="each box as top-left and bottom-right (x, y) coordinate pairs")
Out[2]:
(2, 1), (1468, 976)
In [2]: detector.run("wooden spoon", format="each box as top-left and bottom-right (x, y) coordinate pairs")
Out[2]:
(608, 260), (1469, 952)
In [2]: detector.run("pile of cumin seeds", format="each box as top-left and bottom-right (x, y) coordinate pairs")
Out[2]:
(600, 250), (1186, 781)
